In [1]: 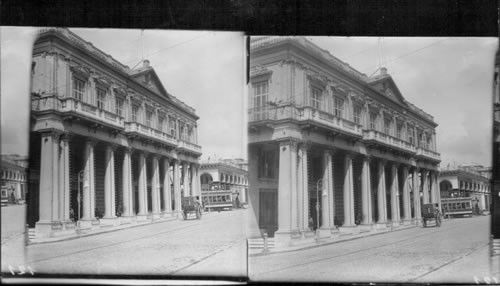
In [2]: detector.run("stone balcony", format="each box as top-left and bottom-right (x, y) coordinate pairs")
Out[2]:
(177, 140), (202, 156)
(124, 122), (178, 147)
(416, 147), (441, 162)
(363, 130), (417, 155)
(248, 104), (363, 139)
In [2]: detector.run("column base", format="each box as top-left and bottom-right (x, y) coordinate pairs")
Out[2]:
(338, 225), (360, 234)
(78, 219), (96, 229)
(359, 223), (373, 232)
(151, 213), (161, 220)
(318, 227), (334, 238)
(162, 211), (175, 218)
(374, 222), (388, 230)
(402, 219), (412, 225)
(118, 216), (134, 224)
(100, 217), (119, 226)
(136, 214), (148, 221)
(391, 220), (400, 228)
(34, 221), (55, 238)
(273, 230), (293, 248)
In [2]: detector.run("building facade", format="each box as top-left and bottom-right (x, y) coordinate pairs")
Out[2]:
(248, 37), (441, 246)
(200, 159), (248, 210)
(439, 165), (491, 216)
(28, 28), (202, 238)
(1, 155), (29, 205)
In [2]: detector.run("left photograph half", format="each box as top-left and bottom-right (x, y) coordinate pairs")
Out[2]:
(1, 27), (248, 278)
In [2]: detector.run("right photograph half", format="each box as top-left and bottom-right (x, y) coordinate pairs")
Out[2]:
(246, 36), (498, 283)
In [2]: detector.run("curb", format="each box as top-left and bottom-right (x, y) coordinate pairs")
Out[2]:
(249, 224), (421, 257)
(28, 210), (220, 245)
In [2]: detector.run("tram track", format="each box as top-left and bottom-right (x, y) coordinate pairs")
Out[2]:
(252, 219), (470, 277)
(27, 213), (239, 264)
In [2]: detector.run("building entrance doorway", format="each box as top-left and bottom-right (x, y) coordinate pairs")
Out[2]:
(259, 189), (277, 237)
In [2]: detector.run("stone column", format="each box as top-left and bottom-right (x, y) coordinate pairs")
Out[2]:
(361, 156), (372, 225)
(320, 150), (332, 231)
(390, 163), (400, 226)
(59, 133), (71, 224)
(173, 160), (182, 215)
(290, 142), (298, 231)
(430, 171), (437, 204)
(81, 139), (96, 227)
(122, 148), (134, 218)
(162, 158), (173, 214)
(102, 145), (118, 225)
(151, 156), (161, 219)
(298, 144), (310, 232)
(422, 169), (430, 204)
(376, 160), (388, 226)
(191, 163), (200, 198)
(402, 165), (411, 224)
(137, 152), (148, 220)
(35, 131), (61, 236)
(342, 153), (356, 228)
(413, 168), (422, 222)
(274, 140), (297, 244)
(182, 162), (189, 196)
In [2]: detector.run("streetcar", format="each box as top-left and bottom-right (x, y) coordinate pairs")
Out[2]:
(202, 191), (233, 212)
(441, 197), (473, 218)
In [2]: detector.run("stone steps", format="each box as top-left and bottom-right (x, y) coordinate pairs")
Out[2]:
(248, 238), (275, 249)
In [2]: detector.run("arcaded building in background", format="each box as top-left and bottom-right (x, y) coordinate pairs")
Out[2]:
(28, 28), (202, 239)
(248, 37), (441, 246)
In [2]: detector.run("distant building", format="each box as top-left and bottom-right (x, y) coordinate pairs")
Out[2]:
(200, 159), (248, 211)
(1, 154), (29, 205)
(248, 37), (441, 246)
(439, 165), (491, 217)
(28, 28), (202, 238)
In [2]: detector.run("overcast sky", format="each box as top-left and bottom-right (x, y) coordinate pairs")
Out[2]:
(1, 27), (246, 161)
(1, 28), (497, 167)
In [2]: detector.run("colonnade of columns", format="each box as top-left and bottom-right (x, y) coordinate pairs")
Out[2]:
(35, 131), (201, 235)
(274, 140), (440, 240)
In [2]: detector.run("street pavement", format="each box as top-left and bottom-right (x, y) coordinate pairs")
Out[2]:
(1, 204), (27, 274)
(24, 208), (247, 278)
(249, 216), (496, 284)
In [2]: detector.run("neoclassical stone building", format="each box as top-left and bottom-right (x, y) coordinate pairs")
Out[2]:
(248, 37), (441, 246)
(28, 28), (202, 238)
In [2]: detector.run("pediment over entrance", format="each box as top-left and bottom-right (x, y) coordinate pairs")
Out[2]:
(368, 70), (407, 106)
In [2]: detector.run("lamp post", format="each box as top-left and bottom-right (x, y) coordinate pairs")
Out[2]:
(316, 178), (323, 242)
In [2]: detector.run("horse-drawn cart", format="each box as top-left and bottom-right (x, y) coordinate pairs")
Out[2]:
(181, 196), (202, 220)
(422, 203), (442, 227)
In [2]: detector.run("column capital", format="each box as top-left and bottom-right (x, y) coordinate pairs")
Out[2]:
(105, 143), (119, 152)
(60, 131), (72, 142)
(378, 158), (387, 167)
(86, 138), (98, 147)
(40, 129), (63, 140)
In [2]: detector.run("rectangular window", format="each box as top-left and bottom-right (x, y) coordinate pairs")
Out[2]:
(311, 86), (323, 110)
(408, 127), (414, 145)
(334, 97), (344, 118)
(384, 118), (391, 135)
(145, 110), (153, 127)
(253, 81), (269, 120)
(132, 105), (138, 122)
(259, 148), (277, 179)
(169, 117), (176, 138)
(369, 112), (377, 130)
(115, 98), (124, 117)
(158, 116), (164, 131)
(96, 88), (106, 109)
(72, 77), (85, 101)
(396, 124), (402, 139)
(353, 105), (362, 124)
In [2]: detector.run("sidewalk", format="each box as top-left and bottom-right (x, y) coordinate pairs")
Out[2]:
(29, 211), (217, 245)
(249, 222), (424, 256)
